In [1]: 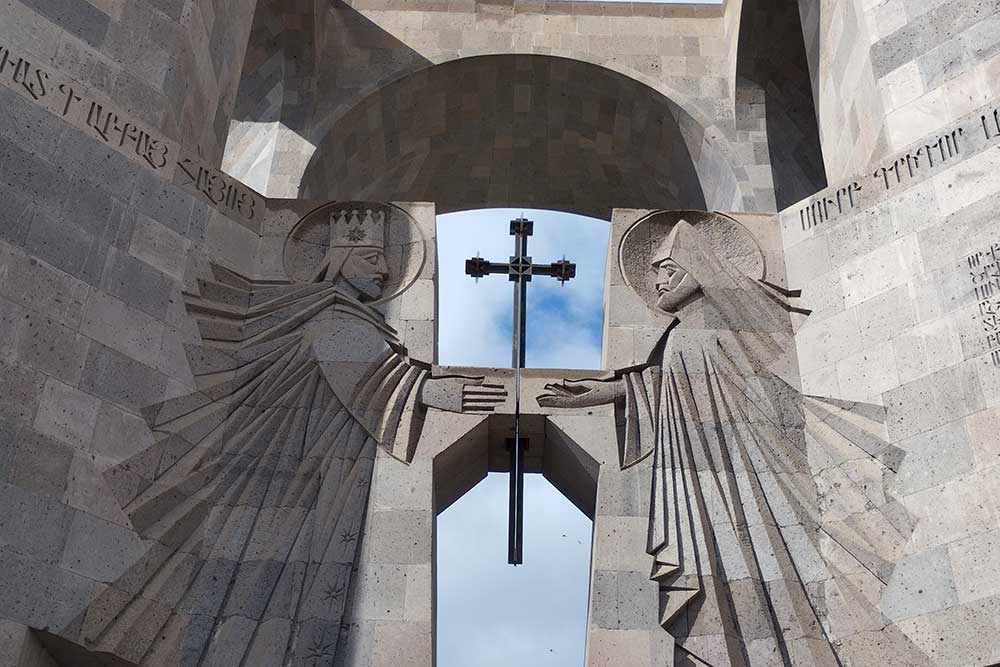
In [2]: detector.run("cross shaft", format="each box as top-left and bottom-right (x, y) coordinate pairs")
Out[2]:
(464, 217), (577, 565)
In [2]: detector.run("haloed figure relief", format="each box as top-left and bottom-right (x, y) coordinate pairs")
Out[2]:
(73, 203), (502, 666)
(539, 212), (928, 667)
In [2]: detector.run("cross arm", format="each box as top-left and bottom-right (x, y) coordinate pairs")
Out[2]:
(465, 256), (511, 278)
(531, 259), (577, 284)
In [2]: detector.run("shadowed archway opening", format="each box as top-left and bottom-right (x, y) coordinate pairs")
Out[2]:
(736, 0), (827, 208)
(300, 55), (722, 219)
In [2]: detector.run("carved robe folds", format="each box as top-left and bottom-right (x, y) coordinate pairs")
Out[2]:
(79, 265), (431, 666)
(542, 215), (925, 666)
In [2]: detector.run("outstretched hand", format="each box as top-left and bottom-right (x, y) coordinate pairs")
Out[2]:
(537, 378), (623, 409)
(420, 376), (507, 413)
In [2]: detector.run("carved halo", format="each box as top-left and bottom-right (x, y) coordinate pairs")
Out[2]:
(618, 209), (766, 311)
(283, 200), (427, 304)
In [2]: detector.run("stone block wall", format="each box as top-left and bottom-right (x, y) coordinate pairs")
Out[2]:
(0, 62), (262, 657)
(0, 38), (438, 662)
(798, 0), (1000, 186)
(782, 94), (1000, 664)
(1, 0), (257, 167)
(868, 0), (1000, 154)
(0, 150), (172, 658)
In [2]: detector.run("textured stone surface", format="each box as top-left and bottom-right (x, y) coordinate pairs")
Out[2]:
(1, 0), (1000, 665)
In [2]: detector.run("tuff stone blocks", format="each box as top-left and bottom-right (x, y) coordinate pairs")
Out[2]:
(33, 378), (102, 451)
(1, 0), (1000, 664)
(79, 342), (169, 411)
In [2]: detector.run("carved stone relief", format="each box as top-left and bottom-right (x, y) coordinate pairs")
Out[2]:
(63, 201), (500, 666)
(539, 211), (927, 666)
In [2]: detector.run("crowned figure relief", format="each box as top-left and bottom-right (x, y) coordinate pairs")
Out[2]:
(539, 212), (928, 667)
(72, 202), (501, 666)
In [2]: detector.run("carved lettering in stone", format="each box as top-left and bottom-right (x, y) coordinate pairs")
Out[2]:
(0, 44), (174, 173)
(799, 181), (862, 230)
(874, 128), (963, 190)
(57, 82), (82, 117)
(0, 46), (48, 100)
(85, 101), (169, 169)
(0, 43), (263, 226)
(968, 243), (1000, 366)
(175, 157), (258, 220)
(983, 107), (1000, 140)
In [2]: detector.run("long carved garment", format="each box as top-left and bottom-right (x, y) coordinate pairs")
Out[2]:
(597, 218), (937, 667)
(73, 264), (428, 666)
(617, 324), (927, 667)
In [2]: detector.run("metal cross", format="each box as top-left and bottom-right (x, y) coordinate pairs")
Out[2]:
(465, 217), (576, 565)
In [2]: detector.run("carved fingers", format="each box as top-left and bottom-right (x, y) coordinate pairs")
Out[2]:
(461, 381), (507, 413)
(419, 375), (507, 413)
(536, 378), (623, 408)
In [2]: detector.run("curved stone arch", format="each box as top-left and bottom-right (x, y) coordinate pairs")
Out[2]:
(300, 54), (744, 218)
(305, 47), (719, 153)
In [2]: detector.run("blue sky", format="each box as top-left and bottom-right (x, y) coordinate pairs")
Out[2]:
(435, 209), (609, 667)
(436, 209), (609, 370)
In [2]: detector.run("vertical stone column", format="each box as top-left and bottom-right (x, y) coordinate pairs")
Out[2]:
(337, 449), (435, 666)
(547, 414), (674, 667)
(338, 410), (489, 666)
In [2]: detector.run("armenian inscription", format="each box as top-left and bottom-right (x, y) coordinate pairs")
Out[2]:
(0, 43), (262, 224)
(982, 108), (1000, 140)
(0, 45), (48, 100)
(799, 182), (862, 230)
(76, 95), (170, 169)
(176, 157), (258, 220)
(873, 128), (963, 190)
(968, 242), (1000, 366)
(794, 104), (1000, 232)
(0, 45), (172, 170)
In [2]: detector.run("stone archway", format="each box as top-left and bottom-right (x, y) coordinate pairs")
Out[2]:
(299, 55), (742, 218)
(335, 366), (668, 666)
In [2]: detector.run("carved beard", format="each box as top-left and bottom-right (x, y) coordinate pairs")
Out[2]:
(345, 275), (384, 301)
(654, 273), (702, 315)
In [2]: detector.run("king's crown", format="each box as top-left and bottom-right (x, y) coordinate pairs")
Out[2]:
(330, 205), (388, 248)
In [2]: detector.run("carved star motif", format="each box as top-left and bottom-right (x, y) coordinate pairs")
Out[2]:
(322, 581), (345, 606)
(305, 636), (335, 660)
(339, 530), (357, 546)
(346, 227), (367, 242)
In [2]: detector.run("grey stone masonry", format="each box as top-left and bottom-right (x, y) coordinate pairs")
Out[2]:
(2, 0), (1000, 665)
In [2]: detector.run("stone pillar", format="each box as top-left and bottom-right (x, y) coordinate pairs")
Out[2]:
(546, 414), (675, 667)
(338, 410), (490, 667)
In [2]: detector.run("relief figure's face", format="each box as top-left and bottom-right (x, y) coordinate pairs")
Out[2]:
(653, 257), (702, 315)
(340, 247), (390, 300)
